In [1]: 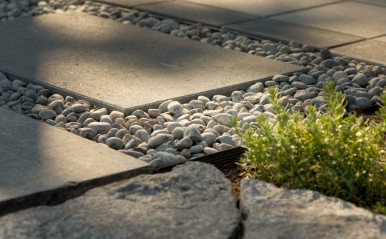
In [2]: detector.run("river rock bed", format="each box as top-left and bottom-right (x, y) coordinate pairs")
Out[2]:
(1, 0), (386, 168)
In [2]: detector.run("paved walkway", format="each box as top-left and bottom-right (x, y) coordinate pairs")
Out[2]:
(1, 0), (386, 238)
(100, 0), (386, 65)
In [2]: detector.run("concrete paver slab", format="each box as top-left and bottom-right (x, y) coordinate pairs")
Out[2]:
(332, 39), (386, 66)
(273, 1), (386, 38)
(373, 35), (386, 42)
(0, 107), (152, 214)
(0, 162), (240, 239)
(136, 1), (256, 26)
(93, 0), (172, 7)
(184, 0), (340, 17)
(354, 0), (386, 7)
(225, 19), (363, 48)
(0, 12), (302, 114)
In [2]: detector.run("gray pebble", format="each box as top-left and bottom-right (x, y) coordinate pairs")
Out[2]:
(184, 125), (202, 142)
(87, 122), (111, 133)
(148, 133), (174, 148)
(78, 127), (97, 139)
(39, 109), (57, 120)
(106, 137), (125, 150)
(90, 108), (108, 121)
(176, 137), (193, 150)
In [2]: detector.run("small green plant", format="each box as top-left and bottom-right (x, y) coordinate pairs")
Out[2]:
(234, 82), (386, 214)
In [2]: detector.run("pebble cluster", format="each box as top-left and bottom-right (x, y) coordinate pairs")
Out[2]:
(1, 0), (386, 169)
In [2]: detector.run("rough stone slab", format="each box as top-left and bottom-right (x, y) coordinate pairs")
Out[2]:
(225, 19), (363, 48)
(0, 12), (301, 114)
(332, 39), (386, 66)
(184, 0), (340, 17)
(0, 107), (152, 214)
(273, 1), (386, 38)
(136, 1), (256, 26)
(0, 162), (240, 239)
(240, 179), (386, 239)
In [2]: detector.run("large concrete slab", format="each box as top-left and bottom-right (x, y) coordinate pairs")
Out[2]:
(273, 1), (386, 38)
(0, 107), (152, 215)
(332, 39), (386, 66)
(0, 162), (240, 239)
(184, 0), (340, 17)
(225, 19), (363, 48)
(0, 12), (302, 114)
(136, 1), (256, 26)
(355, 0), (386, 7)
(94, 0), (172, 7)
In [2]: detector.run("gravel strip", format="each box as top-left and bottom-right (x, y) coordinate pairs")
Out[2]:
(1, 0), (386, 169)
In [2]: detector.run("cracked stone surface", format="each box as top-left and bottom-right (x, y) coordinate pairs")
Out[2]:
(240, 179), (386, 239)
(0, 162), (240, 239)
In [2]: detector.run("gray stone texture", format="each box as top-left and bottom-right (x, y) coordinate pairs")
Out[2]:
(137, 1), (256, 26)
(240, 179), (386, 239)
(273, 1), (386, 38)
(0, 108), (151, 213)
(332, 39), (386, 66)
(185, 0), (340, 17)
(225, 19), (363, 48)
(0, 162), (240, 239)
(0, 12), (301, 114)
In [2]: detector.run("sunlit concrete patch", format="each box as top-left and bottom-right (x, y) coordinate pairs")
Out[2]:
(331, 39), (386, 66)
(273, 1), (386, 38)
(0, 108), (152, 214)
(93, 0), (173, 7)
(136, 1), (256, 26)
(184, 0), (340, 17)
(225, 19), (363, 49)
(0, 12), (302, 114)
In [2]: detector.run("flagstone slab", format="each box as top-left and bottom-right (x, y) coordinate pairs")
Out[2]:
(184, 0), (340, 17)
(136, 1), (256, 26)
(273, 1), (386, 38)
(225, 19), (363, 48)
(331, 39), (386, 66)
(0, 107), (152, 215)
(0, 162), (240, 239)
(0, 12), (301, 114)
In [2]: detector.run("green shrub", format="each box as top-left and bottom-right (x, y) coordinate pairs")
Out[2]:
(233, 82), (386, 214)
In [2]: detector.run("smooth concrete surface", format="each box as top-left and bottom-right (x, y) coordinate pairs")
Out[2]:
(0, 12), (302, 114)
(374, 36), (386, 42)
(0, 107), (152, 214)
(273, 1), (386, 38)
(355, 0), (386, 6)
(137, 1), (256, 26)
(225, 19), (363, 48)
(94, 0), (172, 7)
(332, 39), (386, 66)
(184, 0), (340, 17)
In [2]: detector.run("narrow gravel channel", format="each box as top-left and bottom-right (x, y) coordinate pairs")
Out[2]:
(1, 0), (386, 168)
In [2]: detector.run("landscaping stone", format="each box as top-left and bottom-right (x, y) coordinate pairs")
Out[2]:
(0, 162), (239, 239)
(240, 179), (386, 239)
(0, 108), (151, 214)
